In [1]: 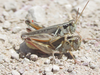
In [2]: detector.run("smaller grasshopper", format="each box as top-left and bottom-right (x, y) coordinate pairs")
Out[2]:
(24, 0), (89, 37)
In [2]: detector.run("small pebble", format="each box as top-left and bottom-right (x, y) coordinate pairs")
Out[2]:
(70, 71), (77, 75)
(28, 6), (47, 25)
(52, 65), (59, 72)
(3, 21), (11, 29)
(36, 62), (40, 66)
(2, 11), (9, 19)
(81, 57), (92, 63)
(3, 1), (17, 11)
(82, 62), (89, 66)
(62, 56), (67, 61)
(23, 71), (33, 75)
(0, 34), (7, 41)
(64, 4), (72, 11)
(39, 69), (42, 73)
(10, 49), (19, 60)
(59, 62), (63, 66)
(0, 16), (5, 23)
(30, 54), (38, 61)
(59, 66), (64, 69)
(23, 58), (30, 63)
(89, 62), (96, 69)
(26, 52), (31, 59)
(11, 70), (20, 75)
(14, 10), (28, 19)
(55, 59), (61, 64)
(44, 67), (51, 72)
(44, 59), (50, 64)
(0, 54), (5, 63)
(12, 26), (21, 33)
(67, 66), (73, 72)
(45, 72), (53, 75)
(54, 0), (69, 5)
(4, 57), (10, 63)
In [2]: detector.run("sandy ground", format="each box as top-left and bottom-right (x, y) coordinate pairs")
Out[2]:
(0, 0), (100, 75)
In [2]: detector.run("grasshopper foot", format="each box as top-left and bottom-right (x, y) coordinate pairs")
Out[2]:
(74, 59), (81, 65)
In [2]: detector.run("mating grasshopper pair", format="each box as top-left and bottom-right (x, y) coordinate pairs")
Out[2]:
(21, 1), (89, 63)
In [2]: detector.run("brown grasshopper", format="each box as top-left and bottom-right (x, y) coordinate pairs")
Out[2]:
(22, 33), (81, 63)
(21, 1), (89, 63)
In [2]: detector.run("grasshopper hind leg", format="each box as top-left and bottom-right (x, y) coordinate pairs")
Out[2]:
(69, 51), (80, 64)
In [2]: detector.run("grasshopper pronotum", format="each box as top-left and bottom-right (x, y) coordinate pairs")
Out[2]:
(21, 1), (89, 63)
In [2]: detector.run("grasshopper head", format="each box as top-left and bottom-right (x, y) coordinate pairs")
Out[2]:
(68, 20), (76, 34)
(68, 0), (89, 34)
(63, 35), (81, 52)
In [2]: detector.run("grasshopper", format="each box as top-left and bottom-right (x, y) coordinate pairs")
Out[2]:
(24, 0), (89, 37)
(21, 1), (89, 63)
(22, 23), (81, 63)
(22, 33), (81, 63)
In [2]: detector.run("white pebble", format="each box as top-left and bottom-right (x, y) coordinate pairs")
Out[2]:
(0, 54), (5, 63)
(14, 10), (28, 19)
(89, 62), (96, 69)
(44, 59), (50, 64)
(30, 54), (38, 61)
(59, 62), (63, 66)
(0, 16), (5, 23)
(0, 34), (7, 41)
(2, 11), (9, 19)
(54, 59), (60, 64)
(82, 62), (89, 66)
(44, 67), (51, 72)
(23, 71), (33, 75)
(28, 6), (47, 25)
(10, 49), (19, 60)
(12, 70), (20, 75)
(45, 72), (53, 75)
(64, 4), (72, 11)
(54, 0), (69, 5)
(23, 58), (30, 63)
(4, 57), (10, 63)
(67, 66), (73, 72)
(3, 21), (11, 29)
(3, 1), (17, 11)
(12, 26), (21, 33)
(52, 65), (59, 72)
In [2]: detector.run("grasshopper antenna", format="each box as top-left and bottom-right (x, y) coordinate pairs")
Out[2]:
(76, 8), (79, 21)
(75, 0), (89, 24)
